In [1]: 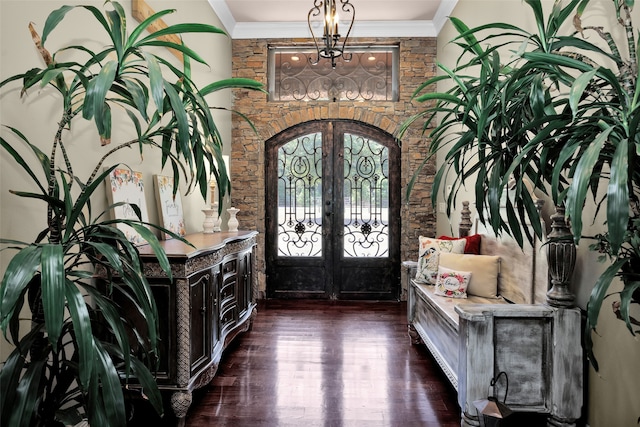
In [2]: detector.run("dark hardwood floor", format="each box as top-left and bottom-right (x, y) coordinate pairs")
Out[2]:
(185, 299), (461, 427)
(131, 299), (547, 426)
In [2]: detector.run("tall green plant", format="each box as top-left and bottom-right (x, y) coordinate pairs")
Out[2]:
(400, 0), (639, 369)
(0, 2), (262, 426)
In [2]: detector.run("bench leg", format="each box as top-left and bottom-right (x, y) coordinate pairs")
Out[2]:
(408, 324), (422, 345)
(547, 415), (577, 427)
(461, 410), (480, 427)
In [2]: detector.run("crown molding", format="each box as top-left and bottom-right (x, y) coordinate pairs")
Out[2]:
(231, 20), (443, 39)
(432, 0), (458, 33)
(208, 0), (458, 39)
(207, 0), (236, 35)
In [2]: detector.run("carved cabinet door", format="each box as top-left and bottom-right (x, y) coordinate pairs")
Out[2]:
(189, 269), (213, 377)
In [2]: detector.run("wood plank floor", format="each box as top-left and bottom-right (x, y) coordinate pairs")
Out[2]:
(184, 299), (462, 427)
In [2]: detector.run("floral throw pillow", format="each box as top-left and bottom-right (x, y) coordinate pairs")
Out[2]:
(434, 266), (472, 298)
(415, 237), (466, 284)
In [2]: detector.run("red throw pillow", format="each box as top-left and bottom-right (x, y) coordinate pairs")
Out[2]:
(437, 234), (481, 255)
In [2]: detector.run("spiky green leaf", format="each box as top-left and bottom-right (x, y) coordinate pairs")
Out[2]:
(607, 138), (630, 254)
(65, 280), (94, 389)
(40, 244), (65, 346)
(566, 127), (614, 242)
(0, 246), (41, 329)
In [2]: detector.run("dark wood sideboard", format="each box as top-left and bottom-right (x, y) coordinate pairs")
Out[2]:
(113, 231), (258, 426)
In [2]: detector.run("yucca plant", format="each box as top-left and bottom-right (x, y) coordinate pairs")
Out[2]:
(0, 2), (262, 426)
(400, 0), (638, 370)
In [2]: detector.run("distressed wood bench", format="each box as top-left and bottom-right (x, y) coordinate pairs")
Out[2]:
(404, 202), (583, 427)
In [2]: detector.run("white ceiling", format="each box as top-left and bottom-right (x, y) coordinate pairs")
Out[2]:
(207, 0), (458, 39)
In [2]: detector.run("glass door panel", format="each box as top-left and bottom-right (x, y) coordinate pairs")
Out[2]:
(277, 132), (323, 257)
(343, 133), (389, 258)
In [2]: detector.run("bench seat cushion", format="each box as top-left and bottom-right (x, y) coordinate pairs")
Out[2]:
(414, 281), (509, 330)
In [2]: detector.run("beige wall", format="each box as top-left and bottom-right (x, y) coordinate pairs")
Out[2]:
(437, 1), (640, 426)
(0, 0), (233, 361)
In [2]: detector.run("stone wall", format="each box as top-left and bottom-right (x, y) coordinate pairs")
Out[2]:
(231, 37), (437, 300)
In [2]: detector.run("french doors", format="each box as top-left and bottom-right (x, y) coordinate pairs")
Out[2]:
(265, 120), (400, 300)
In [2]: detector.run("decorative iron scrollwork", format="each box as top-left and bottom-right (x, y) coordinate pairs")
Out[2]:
(277, 133), (323, 257)
(276, 131), (390, 259)
(269, 47), (398, 102)
(343, 133), (389, 258)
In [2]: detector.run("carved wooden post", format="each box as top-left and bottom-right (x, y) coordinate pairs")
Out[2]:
(546, 205), (576, 307)
(459, 201), (473, 237)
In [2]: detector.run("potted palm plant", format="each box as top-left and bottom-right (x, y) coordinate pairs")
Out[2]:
(0, 2), (262, 426)
(399, 0), (638, 370)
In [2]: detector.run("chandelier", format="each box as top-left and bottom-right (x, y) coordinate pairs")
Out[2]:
(307, 0), (355, 69)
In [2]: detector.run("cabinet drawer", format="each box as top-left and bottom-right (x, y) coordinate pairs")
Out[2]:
(220, 281), (235, 301)
(222, 259), (237, 276)
(220, 295), (235, 313)
(220, 304), (236, 326)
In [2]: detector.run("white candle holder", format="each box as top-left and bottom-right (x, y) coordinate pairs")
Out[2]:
(202, 208), (216, 234)
(212, 202), (221, 232)
(227, 207), (239, 232)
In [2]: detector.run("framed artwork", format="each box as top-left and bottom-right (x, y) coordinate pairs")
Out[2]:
(105, 168), (150, 245)
(154, 174), (186, 240)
